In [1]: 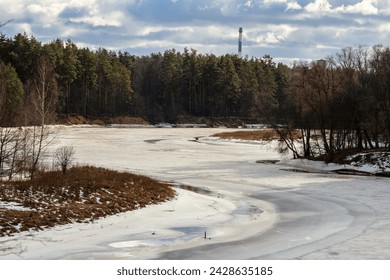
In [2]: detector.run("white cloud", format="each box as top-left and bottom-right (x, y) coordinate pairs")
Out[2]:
(1, 0), (390, 64)
(302, 0), (381, 15)
(286, 1), (302, 11)
(26, 3), (68, 28)
(0, 0), (24, 17)
(316, 44), (340, 50)
(15, 23), (33, 35)
(377, 1), (390, 14)
(263, 0), (289, 4)
(64, 0), (131, 27)
(336, 0), (379, 15)
(264, 32), (286, 44)
(69, 11), (126, 27)
(209, 0), (242, 16)
(305, 0), (332, 13)
(259, 0), (302, 11)
(250, 24), (296, 46)
(378, 22), (390, 32)
(262, 0), (301, 8)
(244, 0), (254, 8)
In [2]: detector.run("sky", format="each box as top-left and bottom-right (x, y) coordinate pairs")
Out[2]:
(1, 0), (390, 64)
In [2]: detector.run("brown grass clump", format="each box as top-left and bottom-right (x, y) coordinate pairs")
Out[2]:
(59, 115), (150, 125)
(212, 129), (302, 141)
(111, 116), (150, 125)
(212, 129), (281, 141)
(0, 166), (175, 237)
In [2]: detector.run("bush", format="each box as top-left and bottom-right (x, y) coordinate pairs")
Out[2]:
(54, 146), (75, 175)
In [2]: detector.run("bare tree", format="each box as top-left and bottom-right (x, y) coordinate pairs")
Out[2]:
(273, 59), (353, 160)
(29, 56), (58, 126)
(0, 127), (29, 180)
(27, 56), (59, 178)
(0, 128), (12, 179)
(54, 146), (75, 175)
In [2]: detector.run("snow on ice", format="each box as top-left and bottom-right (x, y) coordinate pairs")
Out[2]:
(0, 126), (390, 260)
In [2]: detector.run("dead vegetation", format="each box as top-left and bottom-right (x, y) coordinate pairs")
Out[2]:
(0, 166), (175, 237)
(214, 130), (390, 177)
(212, 129), (293, 141)
(57, 115), (150, 126)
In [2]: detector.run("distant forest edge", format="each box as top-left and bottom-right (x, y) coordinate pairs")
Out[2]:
(2, 33), (390, 158)
(0, 33), (287, 125)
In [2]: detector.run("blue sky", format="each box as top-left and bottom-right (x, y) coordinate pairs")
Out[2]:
(1, 0), (390, 64)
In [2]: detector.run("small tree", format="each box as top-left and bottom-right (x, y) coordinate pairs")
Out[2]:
(27, 56), (59, 179)
(54, 146), (75, 175)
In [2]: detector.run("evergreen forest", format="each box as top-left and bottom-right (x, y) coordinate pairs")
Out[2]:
(0, 33), (287, 125)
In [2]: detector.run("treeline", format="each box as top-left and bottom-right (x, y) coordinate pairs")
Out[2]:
(0, 33), (132, 125)
(131, 49), (287, 122)
(275, 45), (390, 160)
(2, 33), (390, 162)
(0, 33), (287, 125)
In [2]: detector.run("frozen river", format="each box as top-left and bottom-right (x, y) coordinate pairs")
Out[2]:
(1, 126), (390, 259)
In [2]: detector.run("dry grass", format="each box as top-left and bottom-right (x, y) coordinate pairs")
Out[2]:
(212, 129), (282, 141)
(58, 115), (150, 125)
(0, 166), (175, 237)
(212, 129), (303, 142)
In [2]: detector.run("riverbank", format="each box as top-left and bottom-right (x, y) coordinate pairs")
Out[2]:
(212, 129), (390, 176)
(0, 166), (175, 237)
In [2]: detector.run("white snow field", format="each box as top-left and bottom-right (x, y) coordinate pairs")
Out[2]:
(1, 126), (390, 260)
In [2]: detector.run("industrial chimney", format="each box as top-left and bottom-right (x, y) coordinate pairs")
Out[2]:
(238, 27), (243, 58)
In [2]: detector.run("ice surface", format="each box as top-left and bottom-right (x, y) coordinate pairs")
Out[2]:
(0, 127), (390, 260)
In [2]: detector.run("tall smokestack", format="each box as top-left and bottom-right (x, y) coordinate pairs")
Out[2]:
(238, 27), (243, 58)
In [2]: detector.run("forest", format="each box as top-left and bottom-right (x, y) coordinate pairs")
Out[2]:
(0, 33), (288, 124)
(1, 32), (390, 164)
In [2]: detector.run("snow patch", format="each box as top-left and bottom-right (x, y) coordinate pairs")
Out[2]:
(0, 201), (32, 212)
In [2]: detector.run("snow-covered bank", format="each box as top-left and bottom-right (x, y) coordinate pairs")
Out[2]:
(0, 127), (276, 259)
(0, 188), (273, 260)
(1, 127), (390, 259)
(276, 153), (390, 176)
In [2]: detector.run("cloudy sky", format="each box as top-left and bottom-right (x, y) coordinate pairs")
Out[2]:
(1, 0), (390, 63)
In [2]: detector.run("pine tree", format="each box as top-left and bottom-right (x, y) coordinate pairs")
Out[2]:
(0, 61), (24, 125)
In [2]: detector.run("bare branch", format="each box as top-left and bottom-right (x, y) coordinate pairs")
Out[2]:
(0, 19), (13, 28)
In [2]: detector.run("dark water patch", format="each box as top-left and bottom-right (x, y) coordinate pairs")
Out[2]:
(174, 184), (213, 195)
(144, 139), (164, 144)
(256, 160), (280, 164)
(333, 169), (373, 176)
(280, 168), (311, 173)
(375, 171), (390, 177)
